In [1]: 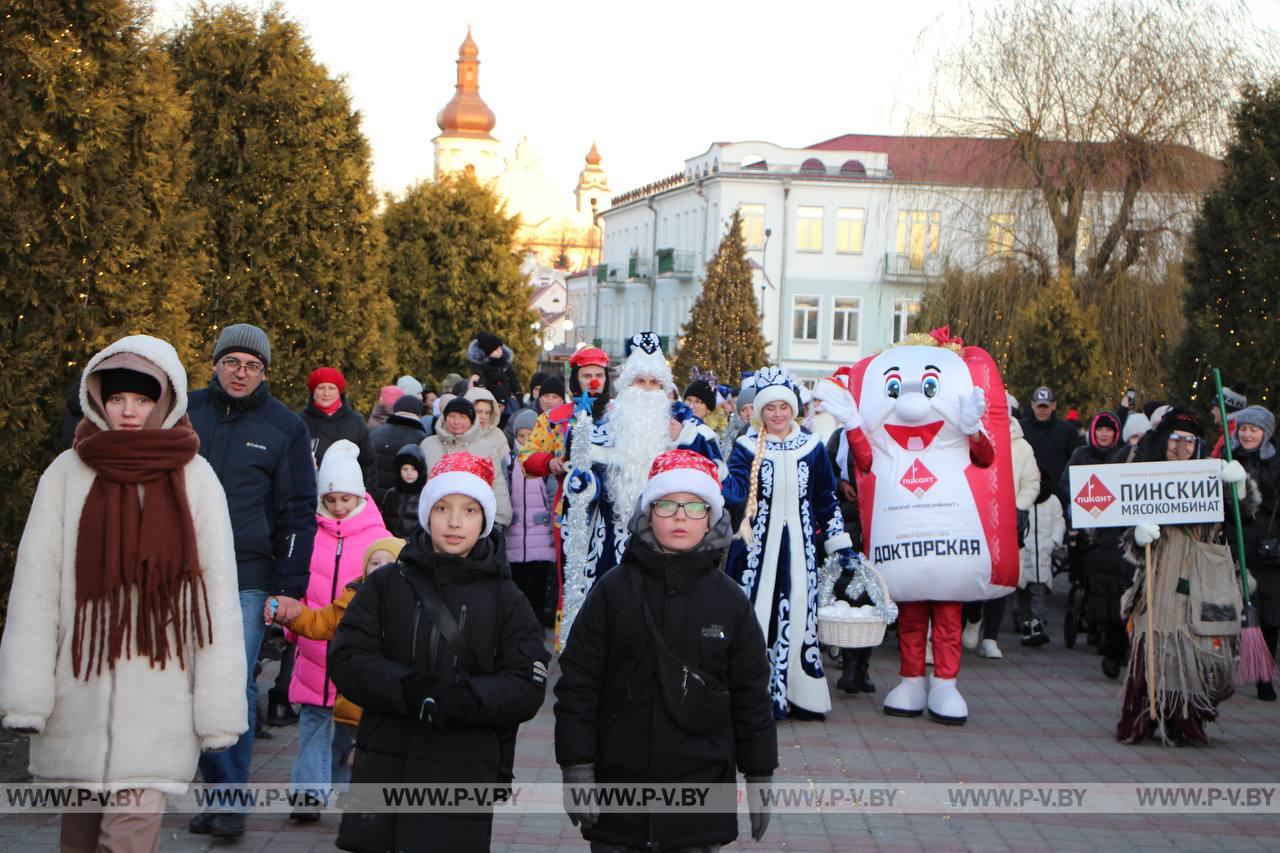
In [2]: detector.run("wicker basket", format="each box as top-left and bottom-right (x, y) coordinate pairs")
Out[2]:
(818, 564), (893, 649)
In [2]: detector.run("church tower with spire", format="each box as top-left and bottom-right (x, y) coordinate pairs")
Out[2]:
(575, 142), (611, 222)
(433, 28), (501, 182)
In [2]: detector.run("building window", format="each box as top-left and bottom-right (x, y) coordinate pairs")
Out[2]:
(986, 213), (1014, 256)
(792, 295), (820, 342)
(896, 210), (941, 270)
(836, 208), (865, 254)
(1077, 216), (1092, 257)
(797, 206), (824, 253)
(739, 203), (765, 249)
(893, 299), (922, 343)
(832, 297), (861, 344)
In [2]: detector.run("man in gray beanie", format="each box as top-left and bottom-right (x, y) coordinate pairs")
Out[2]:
(186, 323), (317, 838)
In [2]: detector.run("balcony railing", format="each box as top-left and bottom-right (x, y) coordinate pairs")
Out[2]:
(627, 256), (652, 280)
(656, 248), (698, 277)
(882, 252), (944, 282)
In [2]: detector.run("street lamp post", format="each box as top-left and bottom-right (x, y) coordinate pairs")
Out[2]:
(761, 227), (772, 319)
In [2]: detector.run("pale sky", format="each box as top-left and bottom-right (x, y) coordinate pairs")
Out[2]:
(150, 0), (1280, 201)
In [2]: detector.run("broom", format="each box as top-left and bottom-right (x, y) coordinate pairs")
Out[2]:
(1213, 368), (1277, 684)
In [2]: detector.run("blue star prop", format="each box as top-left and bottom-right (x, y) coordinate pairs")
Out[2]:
(573, 389), (595, 416)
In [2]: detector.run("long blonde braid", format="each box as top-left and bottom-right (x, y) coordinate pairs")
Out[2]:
(737, 423), (769, 544)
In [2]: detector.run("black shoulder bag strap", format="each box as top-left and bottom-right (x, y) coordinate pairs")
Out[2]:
(399, 566), (482, 676)
(625, 567), (725, 690)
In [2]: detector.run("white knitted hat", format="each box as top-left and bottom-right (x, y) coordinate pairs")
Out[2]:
(317, 439), (365, 498)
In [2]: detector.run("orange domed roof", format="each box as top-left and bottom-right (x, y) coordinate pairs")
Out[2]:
(436, 28), (496, 137)
(585, 142), (602, 166)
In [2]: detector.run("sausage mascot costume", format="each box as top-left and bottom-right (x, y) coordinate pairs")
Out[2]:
(815, 327), (1018, 724)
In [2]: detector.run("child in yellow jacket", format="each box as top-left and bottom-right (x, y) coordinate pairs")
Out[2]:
(266, 537), (406, 730)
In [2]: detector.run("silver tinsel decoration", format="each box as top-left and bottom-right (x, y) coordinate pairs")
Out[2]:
(819, 552), (898, 624)
(558, 406), (595, 646)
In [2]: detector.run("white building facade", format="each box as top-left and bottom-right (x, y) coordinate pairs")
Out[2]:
(574, 136), (1209, 382)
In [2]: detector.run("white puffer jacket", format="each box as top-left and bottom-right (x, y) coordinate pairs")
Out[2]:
(1020, 495), (1066, 587)
(1010, 419), (1041, 511)
(0, 335), (247, 794)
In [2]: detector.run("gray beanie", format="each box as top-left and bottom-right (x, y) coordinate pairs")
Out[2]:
(396, 375), (423, 396)
(1231, 405), (1276, 460)
(511, 408), (539, 433)
(736, 385), (757, 414)
(213, 323), (271, 368)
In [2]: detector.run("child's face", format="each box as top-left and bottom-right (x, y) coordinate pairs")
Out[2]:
(428, 494), (485, 556)
(515, 427), (532, 447)
(366, 549), (397, 572)
(474, 401), (494, 426)
(323, 492), (361, 519)
(399, 464), (420, 484)
(649, 491), (711, 552)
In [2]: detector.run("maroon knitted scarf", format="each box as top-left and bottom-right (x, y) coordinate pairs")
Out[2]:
(71, 416), (210, 678)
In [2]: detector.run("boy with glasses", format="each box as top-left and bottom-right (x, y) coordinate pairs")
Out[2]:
(556, 449), (777, 850)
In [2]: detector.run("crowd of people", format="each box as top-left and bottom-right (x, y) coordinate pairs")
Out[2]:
(0, 321), (1275, 852)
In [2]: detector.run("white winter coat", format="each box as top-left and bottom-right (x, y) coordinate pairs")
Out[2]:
(1020, 495), (1065, 587)
(1010, 420), (1040, 511)
(0, 336), (247, 794)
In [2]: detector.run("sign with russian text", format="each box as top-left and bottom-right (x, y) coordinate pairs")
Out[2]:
(1068, 460), (1223, 528)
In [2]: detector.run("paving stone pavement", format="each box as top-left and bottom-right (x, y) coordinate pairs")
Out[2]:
(2, 576), (1278, 851)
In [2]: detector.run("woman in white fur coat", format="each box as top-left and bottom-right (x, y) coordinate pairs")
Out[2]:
(0, 335), (246, 852)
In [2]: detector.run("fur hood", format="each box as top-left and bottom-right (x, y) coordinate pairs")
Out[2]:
(80, 334), (189, 431)
(467, 339), (514, 367)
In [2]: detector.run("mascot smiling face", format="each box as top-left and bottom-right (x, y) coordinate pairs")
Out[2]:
(845, 333), (1018, 603)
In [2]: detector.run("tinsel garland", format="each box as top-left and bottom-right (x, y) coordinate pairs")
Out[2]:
(557, 406), (595, 647)
(819, 552), (898, 624)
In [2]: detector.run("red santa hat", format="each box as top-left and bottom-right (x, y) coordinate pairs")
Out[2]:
(307, 366), (346, 394)
(638, 449), (724, 525)
(417, 452), (498, 537)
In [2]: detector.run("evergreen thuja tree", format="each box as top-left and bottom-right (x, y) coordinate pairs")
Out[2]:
(169, 6), (397, 410)
(1005, 271), (1107, 412)
(1176, 80), (1280, 408)
(672, 211), (769, 385)
(382, 174), (538, 383)
(0, 0), (201, 604)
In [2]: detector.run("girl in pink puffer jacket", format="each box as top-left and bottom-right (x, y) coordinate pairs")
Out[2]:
(506, 410), (556, 625)
(285, 440), (390, 819)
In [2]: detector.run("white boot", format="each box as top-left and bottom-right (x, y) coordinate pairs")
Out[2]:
(979, 639), (1003, 659)
(927, 675), (968, 725)
(962, 619), (981, 650)
(883, 676), (927, 718)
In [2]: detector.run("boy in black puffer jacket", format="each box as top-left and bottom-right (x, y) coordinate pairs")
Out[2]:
(555, 450), (777, 850)
(368, 396), (429, 503)
(328, 452), (548, 853)
(377, 444), (427, 540)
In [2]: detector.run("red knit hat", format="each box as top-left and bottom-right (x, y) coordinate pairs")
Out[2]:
(418, 452), (498, 537)
(638, 449), (724, 524)
(308, 366), (346, 394)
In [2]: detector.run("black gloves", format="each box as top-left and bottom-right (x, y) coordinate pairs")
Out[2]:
(400, 672), (481, 726)
(401, 672), (441, 723)
(745, 775), (772, 841)
(562, 764), (600, 829)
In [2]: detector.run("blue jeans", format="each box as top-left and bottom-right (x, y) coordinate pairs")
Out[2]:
(290, 704), (355, 801)
(198, 588), (269, 812)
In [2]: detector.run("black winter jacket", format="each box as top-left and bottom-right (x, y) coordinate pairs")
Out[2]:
(369, 413), (429, 502)
(467, 340), (522, 407)
(328, 535), (549, 853)
(554, 514), (777, 850)
(1020, 412), (1083, 488)
(1233, 447), (1280, 625)
(188, 376), (317, 596)
(377, 444), (426, 540)
(300, 399), (374, 474)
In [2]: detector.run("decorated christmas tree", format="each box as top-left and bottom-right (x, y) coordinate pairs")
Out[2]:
(672, 211), (769, 386)
(1177, 80), (1280, 407)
